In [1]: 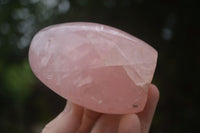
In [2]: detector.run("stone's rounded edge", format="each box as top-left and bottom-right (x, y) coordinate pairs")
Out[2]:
(32, 22), (158, 67)
(37, 22), (157, 53)
(28, 38), (37, 82)
(37, 22), (158, 72)
(28, 32), (42, 82)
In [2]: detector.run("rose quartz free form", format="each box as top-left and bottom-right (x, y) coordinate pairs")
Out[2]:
(29, 22), (158, 114)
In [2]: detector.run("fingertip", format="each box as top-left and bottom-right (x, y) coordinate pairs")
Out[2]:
(137, 84), (160, 133)
(42, 101), (84, 133)
(149, 84), (160, 103)
(77, 109), (101, 133)
(41, 111), (66, 133)
(65, 101), (84, 115)
(119, 114), (141, 133)
(91, 114), (121, 133)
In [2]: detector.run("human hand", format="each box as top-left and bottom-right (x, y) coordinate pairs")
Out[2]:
(42, 84), (159, 133)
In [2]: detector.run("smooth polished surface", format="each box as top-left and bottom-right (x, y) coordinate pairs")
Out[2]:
(29, 22), (158, 114)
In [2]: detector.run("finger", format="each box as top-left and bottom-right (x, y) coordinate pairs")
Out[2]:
(77, 109), (101, 133)
(137, 84), (160, 133)
(119, 114), (141, 133)
(91, 114), (121, 133)
(42, 101), (84, 133)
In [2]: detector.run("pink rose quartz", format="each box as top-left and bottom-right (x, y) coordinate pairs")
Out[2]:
(29, 22), (158, 114)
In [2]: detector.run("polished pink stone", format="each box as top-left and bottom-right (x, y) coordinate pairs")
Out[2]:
(29, 22), (158, 114)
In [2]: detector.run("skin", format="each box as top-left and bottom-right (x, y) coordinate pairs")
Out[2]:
(42, 84), (159, 133)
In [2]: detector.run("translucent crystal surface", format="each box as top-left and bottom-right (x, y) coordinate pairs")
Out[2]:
(29, 22), (158, 114)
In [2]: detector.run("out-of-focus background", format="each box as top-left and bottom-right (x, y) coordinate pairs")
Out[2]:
(0, 0), (199, 133)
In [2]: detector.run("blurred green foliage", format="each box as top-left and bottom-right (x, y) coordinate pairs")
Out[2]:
(0, 0), (200, 133)
(4, 60), (35, 102)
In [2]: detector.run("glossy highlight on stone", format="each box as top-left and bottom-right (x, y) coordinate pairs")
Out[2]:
(29, 22), (158, 114)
